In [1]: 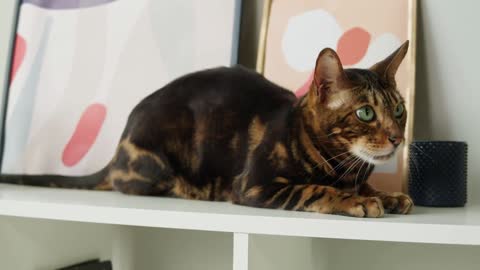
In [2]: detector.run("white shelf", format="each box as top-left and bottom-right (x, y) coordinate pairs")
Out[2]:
(1, 183), (480, 246)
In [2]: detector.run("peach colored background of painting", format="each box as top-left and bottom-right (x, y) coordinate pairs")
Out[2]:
(262, 0), (415, 192)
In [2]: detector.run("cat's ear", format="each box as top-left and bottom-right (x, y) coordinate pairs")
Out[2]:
(370, 40), (409, 83)
(310, 48), (350, 103)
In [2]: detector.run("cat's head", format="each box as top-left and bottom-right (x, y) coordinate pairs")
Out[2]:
(302, 41), (409, 165)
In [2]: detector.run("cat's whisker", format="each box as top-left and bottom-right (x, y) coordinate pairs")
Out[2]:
(405, 145), (435, 185)
(354, 159), (366, 194)
(313, 131), (337, 139)
(311, 151), (351, 171)
(411, 144), (435, 161)
(323, 156), (353, 179)
(331, 155), (353, 170)
(361, 163), (372, 192)
(328, 154), (355, 174)
(332, 157), (362, 186)
(345, 158), (362, 178)
(330, 158), (360, 187)
(409, 153), (421, 178)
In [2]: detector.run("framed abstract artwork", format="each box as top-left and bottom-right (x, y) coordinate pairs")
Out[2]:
(1, 0), (241, 175)
(257, 0), (417, 192)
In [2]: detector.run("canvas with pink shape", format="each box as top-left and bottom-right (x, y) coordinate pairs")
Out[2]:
(263, 0), (414, 192)
(3, 0), (241, 175)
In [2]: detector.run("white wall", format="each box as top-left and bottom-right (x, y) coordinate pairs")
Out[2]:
(413, 0), (480, 202)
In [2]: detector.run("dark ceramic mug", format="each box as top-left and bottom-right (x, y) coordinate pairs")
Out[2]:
(408, 141), (468, 207)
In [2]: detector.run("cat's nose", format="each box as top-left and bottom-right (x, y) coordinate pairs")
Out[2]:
(388, 136), (403, 147)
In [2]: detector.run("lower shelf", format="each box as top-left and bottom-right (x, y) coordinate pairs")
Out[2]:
(1, 183), (480, 245)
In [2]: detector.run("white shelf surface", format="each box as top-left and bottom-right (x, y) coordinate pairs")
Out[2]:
(1, 183), (480, 245)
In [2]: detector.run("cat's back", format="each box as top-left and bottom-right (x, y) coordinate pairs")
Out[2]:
(125, 66), (297, 147)
(143, 65), (297, 114)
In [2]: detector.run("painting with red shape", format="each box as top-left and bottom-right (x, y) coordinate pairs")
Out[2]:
(336, 27), (371, 66)
(62, 103), (107, 167)
(10, 35), (26, 84)
(2, 0), (240, 175)
(261, 0), (416, 192)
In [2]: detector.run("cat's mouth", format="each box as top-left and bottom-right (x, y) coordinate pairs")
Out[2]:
(350, 145), (396, 165)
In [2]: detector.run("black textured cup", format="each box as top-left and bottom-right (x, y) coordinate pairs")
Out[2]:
(408, 141), (468, 207)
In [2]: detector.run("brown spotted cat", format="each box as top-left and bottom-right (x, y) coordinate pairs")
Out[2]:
(0, 41), (413, 217)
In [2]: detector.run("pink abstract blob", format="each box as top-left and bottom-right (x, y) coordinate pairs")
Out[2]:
(336, 27), (371, 66)
(295, 71), (314, 97)
(10, 34), (26, 84)
(62, 103), (107, 167)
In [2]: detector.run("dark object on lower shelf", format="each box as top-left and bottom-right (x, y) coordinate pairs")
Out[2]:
(56, 259), (112, 270)
(408, 141), (467, 207)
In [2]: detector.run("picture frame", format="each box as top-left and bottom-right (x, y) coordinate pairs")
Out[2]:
(0, 0), (242, 175)
(257, 0), (417, 192)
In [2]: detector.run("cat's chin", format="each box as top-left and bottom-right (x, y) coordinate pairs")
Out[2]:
(350, 146), (396, 165)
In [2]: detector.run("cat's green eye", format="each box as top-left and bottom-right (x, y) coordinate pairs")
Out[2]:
(394, 103), (405, 119)
(355, 106), (376, 122)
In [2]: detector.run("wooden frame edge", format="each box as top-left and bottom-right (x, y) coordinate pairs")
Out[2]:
(256, 0), (272, 74)
(402, 0), (418, 193)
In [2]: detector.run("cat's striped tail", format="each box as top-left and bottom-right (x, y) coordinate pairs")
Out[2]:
(0, 166), (111, 190)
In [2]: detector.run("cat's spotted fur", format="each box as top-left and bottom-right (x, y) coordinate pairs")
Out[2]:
(1, 42), (413, 217)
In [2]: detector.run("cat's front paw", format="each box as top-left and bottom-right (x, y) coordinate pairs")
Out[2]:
(338, 196), (384, 218)
(381, 192), (414, 214)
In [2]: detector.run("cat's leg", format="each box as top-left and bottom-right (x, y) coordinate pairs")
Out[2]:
(239, 180), (384, 217)
(358, 183), (413, 214)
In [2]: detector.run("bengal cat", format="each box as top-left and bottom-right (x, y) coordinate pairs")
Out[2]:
(0, 41), (413, 217)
